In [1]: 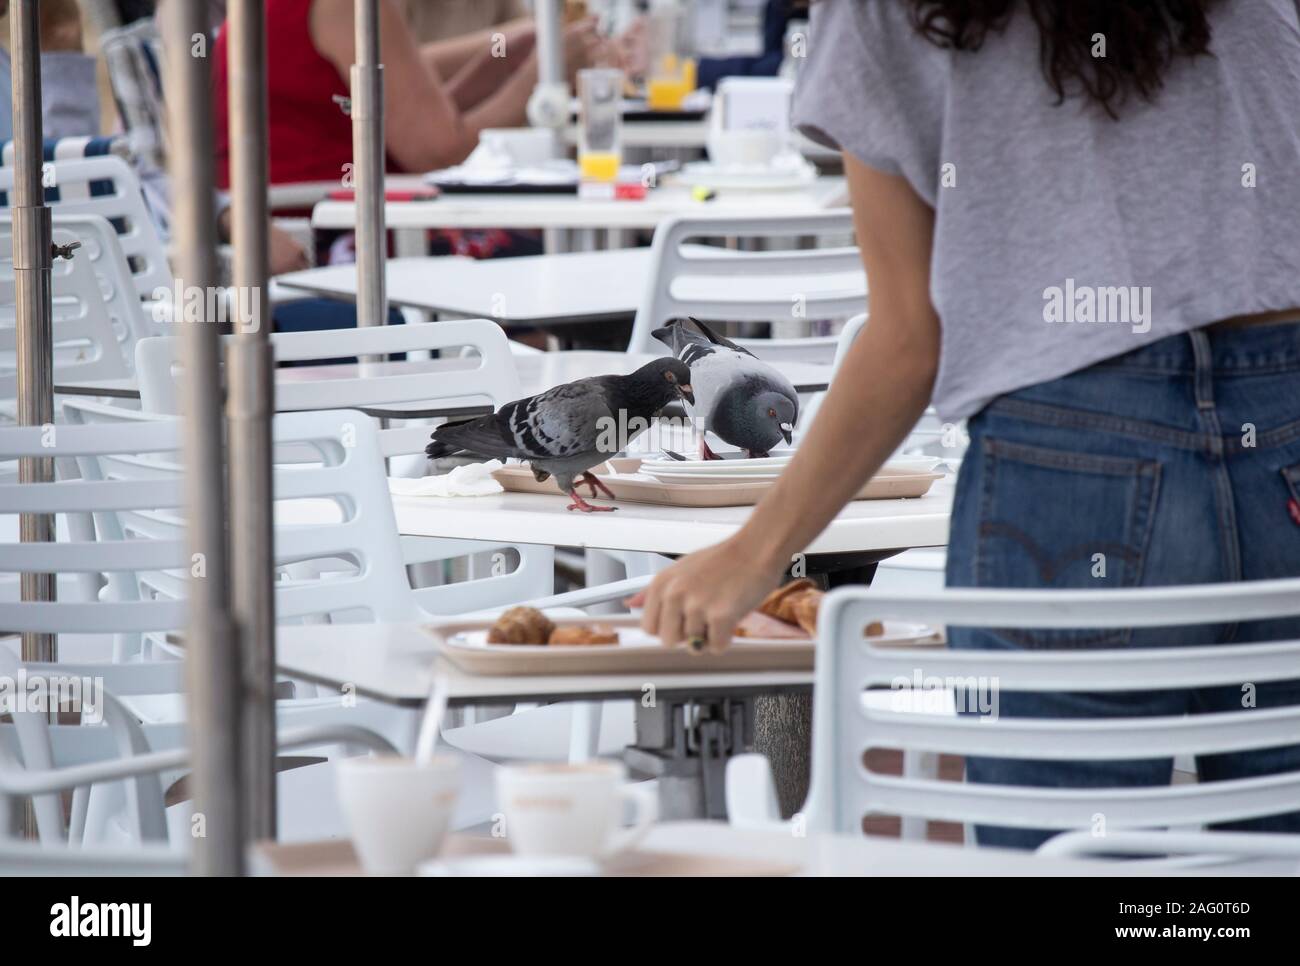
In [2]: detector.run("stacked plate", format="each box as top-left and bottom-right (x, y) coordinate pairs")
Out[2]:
(637, 454), (944, 486)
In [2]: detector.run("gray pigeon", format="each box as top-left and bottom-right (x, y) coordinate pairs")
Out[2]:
(652, 317), (798, 459)
(425, 358), (694, 512)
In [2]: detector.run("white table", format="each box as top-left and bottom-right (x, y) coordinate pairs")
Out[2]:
(275, 621), (812, 708)
(252, 820), (1290, 876)
(311, 175), (848, 236)
(391, 483), (952, 557)
(275, 246), (865, 330)
(53, 349), (834, 405)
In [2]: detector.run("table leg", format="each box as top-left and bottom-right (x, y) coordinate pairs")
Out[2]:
(393, 227), (427, 258)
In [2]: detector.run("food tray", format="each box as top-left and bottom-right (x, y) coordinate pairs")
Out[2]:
(426, 615), (939, 676)
(427, 615), (812, 675)
(491, 459), (944, 507)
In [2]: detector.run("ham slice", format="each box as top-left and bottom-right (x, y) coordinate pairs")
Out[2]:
(734, 610), (810, 640)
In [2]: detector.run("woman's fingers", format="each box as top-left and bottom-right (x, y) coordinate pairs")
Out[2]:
(706, 608), (739, 654)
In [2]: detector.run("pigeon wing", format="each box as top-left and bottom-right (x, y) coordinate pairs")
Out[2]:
(503, 379), (616, 461)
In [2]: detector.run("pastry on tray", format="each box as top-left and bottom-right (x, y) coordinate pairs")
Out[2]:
(486, 606), (556, 645)
(735, 579), (825, 639)
(548, 624), (620, 646)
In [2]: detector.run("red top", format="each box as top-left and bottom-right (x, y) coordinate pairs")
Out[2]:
(212, 0), (357, 188)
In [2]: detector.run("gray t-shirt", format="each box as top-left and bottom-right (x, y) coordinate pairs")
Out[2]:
(793, 0), (1300, 419)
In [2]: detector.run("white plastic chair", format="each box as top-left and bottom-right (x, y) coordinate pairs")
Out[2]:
(729, 581), (1300, 864)
(0, 155), (171, 299)
(0, 224), (132, 402)
(0, 213), (164, 388)
(131, 320), (557, 613)
(0, 414), (405, 847)
(626, 210), (864, 361)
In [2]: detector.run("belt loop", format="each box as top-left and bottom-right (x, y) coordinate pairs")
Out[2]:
(1188, 328), (1215, 410)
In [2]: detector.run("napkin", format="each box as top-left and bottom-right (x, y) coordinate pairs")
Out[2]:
(389, 460), (505, 497)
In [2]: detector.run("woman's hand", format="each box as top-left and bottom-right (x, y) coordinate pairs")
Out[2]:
(628, 533), (788, 653)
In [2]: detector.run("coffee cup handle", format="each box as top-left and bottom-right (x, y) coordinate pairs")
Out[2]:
(605, 782), (658, 856)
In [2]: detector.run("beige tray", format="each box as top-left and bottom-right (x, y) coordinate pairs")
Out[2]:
(252, 835), (797, 877)
(492, 459), (943, 508)
(427, 614), (814, 675)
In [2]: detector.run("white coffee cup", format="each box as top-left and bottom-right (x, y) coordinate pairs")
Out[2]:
(336, 754), (461, 875)
(496, 760), (657, 859)
(477, 127), (556, 167)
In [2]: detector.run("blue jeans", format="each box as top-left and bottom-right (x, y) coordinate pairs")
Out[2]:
(945, 320), (1300, 849)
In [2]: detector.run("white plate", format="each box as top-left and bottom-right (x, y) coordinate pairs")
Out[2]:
(863, 621), (938, 646)
(449, 627), (657, 651)
(639, 455), (793, 473)
(449, 621), (935, 650)
(641, 470), (783, 485)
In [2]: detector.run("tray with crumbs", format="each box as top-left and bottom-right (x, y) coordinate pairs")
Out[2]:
(491, 458), (944, 508)
(426, 614), (813, 675)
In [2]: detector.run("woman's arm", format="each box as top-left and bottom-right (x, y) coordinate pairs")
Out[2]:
(632, 155), (942, 651)
(311, 0), (546, 172)
(418, 17), (533, 80)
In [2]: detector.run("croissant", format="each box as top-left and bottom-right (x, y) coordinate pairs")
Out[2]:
(486, 606), (556, 645)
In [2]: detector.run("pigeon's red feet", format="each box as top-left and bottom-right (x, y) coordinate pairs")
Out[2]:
(578, 471), (616, 499)
(566, 489), (616, 512)
(699, 439), (723, 461)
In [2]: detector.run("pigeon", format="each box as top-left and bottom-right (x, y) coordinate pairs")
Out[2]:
(652, 316), (798, 459)
(425, 358), (694, 512)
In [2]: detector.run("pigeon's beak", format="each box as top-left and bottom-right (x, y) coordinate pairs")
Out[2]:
(678, 383), (695, 406)
(779, 422), (793, 445)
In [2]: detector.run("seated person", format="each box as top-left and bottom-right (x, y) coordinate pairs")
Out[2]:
(211, 0), (605, 188)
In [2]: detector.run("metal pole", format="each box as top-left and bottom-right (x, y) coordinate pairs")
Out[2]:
(226, 0), (278, 844)
(351, 0), (386, 329)
(11, 0), (55, 844)
(160, 0), (243, 876)
(526, 0), (568, 160)
(11, 0), (55, 666)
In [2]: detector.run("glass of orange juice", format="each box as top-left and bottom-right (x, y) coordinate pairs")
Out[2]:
(577, 68), (623, 183)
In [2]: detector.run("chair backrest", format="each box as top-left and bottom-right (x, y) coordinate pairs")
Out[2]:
(0, 222), (134, 398)
(99, 18), (167, 175)
(136, 319), (525, 458)
(627, 211), (865, 361)
(44, 404), (422, 625)
(0, 155), (171, 299)
(805, 582), (1300, 838)
(0, 212), (163, 372)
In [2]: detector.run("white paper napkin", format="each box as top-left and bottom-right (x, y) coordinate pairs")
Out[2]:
(388, 460), (505, 498)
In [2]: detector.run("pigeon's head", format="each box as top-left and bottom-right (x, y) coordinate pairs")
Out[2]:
(634, 358), (695, 406)
(714, 387), (797, 456)
(755, 390), (797, 448)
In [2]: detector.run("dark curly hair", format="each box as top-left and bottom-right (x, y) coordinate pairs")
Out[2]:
(906, 0), (1219, 118)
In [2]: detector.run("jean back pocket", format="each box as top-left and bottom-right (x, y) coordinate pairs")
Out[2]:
(974, 437), (1161, 647)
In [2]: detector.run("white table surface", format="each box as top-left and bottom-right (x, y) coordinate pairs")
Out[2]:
(275, 246), (865, 328)
(311, 175), (848, 232)
(391, 480), (952, 557)
(276, 349), (832, 396)
(642, 822), (1291, 876)
(275, 621), (813, 706)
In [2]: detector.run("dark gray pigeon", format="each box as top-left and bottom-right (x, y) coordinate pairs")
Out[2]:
(652, 317), (798, 459)
(426, 358), (694, 512)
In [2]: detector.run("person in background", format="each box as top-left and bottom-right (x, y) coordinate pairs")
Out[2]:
(695, 0), (808, 90)
(634, 0), (1300, 848)
(0, 0), (100, 142)
(399, 0), (528, 45)
(211, 0), (604, 188)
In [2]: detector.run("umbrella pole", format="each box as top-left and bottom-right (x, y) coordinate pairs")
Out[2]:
(161, 0), (243, 875)
(10, 1), (55, 664)
(226, 0), (278, 844)
(352, 0), (387, 330)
